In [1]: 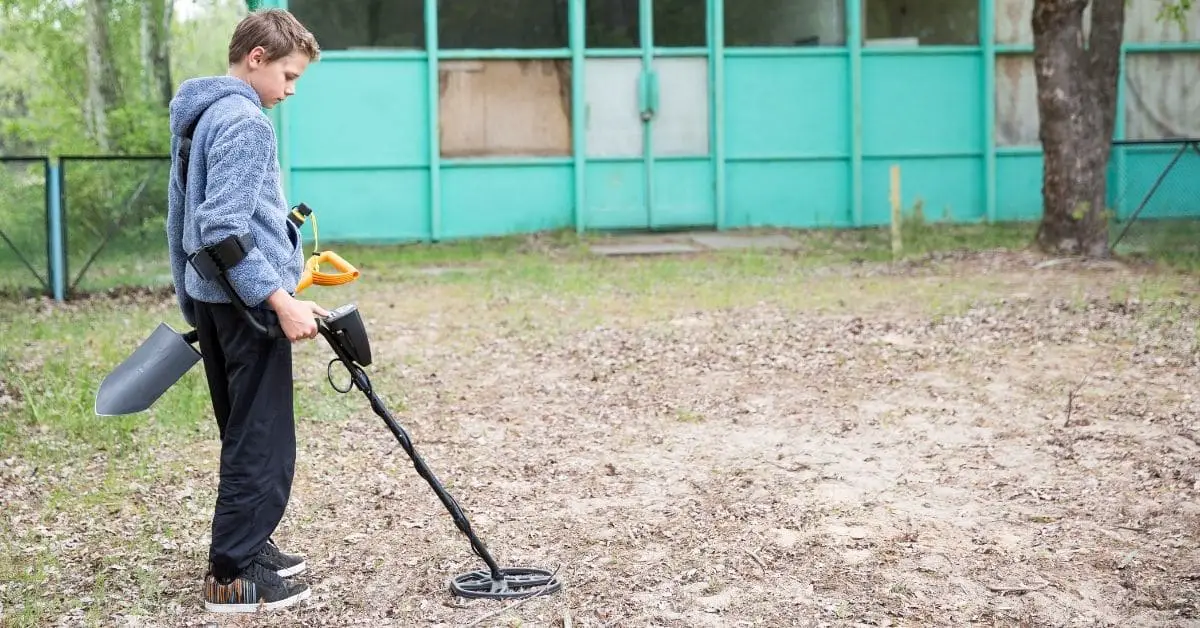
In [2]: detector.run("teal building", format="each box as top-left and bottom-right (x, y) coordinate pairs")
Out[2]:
(253, 0), (1200, 243)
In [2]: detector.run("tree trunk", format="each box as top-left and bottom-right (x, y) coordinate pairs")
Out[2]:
(140, 1), (153, 101)
(1032, 0), (1125, 258)
(84, 0), (120, 152)
(154, 0), (174, 108)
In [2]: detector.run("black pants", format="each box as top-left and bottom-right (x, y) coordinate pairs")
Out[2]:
(193, 300), (296, 581)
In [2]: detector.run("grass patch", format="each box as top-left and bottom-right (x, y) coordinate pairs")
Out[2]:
(3, 213), (1197, 298)
(1112, 217), (1200, 273)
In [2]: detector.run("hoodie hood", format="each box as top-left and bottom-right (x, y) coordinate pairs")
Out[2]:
(169, 76), (262, 137)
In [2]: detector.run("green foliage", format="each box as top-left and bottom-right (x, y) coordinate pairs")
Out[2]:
(172, 0), (253, 83)
(0, 0), (246, 292)
(0, 0), (246, 156)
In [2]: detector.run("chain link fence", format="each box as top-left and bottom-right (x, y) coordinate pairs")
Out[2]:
(1109, 139), (1200, 268)
(60, 156), (172, 296)
(0, 157), (51, 298)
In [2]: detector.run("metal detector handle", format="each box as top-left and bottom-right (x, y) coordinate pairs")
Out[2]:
(215, 274), (287, 340)
(243, 309), (286, 340)
(297, 250), (361, 293)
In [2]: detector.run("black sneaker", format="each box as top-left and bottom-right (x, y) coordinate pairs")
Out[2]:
(258, 538), (306, 578)
(203, 560), (310, 613)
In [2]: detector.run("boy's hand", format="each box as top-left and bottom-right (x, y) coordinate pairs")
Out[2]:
(266, 289), (330, 342)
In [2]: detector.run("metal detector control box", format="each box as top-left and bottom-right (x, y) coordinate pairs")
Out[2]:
(324, 303), (372, 367)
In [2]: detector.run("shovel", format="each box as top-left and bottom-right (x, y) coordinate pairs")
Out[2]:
(94, 323), (201, 416)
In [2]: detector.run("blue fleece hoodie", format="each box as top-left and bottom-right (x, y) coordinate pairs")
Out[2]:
(166, 76), (302, 325)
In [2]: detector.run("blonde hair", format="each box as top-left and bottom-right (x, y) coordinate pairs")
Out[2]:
(228, 9), (320, 65)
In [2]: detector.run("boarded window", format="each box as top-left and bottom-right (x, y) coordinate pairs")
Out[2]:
(438, 0), (568, 49)
(288, 0), (425, 50)
(725, 0), (845, 46)
(1125, 53), (1200, 140)
(438, 60), (572, 157)
(994, 55), (1039, 146)
(863, 0), (979, 46)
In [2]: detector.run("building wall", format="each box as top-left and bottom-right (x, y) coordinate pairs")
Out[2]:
(262, 0), (1200, 243)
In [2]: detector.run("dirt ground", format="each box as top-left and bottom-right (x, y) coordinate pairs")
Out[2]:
(7, 249), (1200, 627)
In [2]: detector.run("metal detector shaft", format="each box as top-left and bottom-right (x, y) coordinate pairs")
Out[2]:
(317, 323), (505, 581)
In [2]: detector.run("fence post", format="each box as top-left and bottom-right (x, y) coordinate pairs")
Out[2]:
(47, 158), (66, 301)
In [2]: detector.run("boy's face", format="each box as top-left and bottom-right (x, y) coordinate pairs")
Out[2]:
(244, 47), (310, 109)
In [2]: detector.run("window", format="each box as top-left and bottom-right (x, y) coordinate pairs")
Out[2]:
(725, 0), (846, 46)
(586, 0), (640, 47)
(288, 0), (425, 50)
(585, 0), (706, 48)
(863, 0), (978, 46)
(438, 0), (568, 49)
(653, 0), (706, 47)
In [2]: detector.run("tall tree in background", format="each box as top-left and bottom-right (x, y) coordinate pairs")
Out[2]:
(141, 0), (174, 107)
(1032, 0), (1191, 258)
(84, 0), (120, 151)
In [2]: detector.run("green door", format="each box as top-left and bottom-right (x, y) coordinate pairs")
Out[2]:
(583, 0), (716, 231)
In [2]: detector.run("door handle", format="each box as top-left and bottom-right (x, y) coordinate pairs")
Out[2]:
(639, 69), (659, 121)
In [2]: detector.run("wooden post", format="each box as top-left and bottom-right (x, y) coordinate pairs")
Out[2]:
(890, 165), (902, 259)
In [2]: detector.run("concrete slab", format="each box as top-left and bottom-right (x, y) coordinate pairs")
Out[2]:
(587, 231), (803, 257)
(397, 266), (484, 276)
(590, 241), (706, 256)
(689, 233), (802, 251)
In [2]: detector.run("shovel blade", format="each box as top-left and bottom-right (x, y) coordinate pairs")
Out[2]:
(95, 323), (201, 416)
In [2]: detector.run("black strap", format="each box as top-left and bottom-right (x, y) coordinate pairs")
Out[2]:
(187, 232), (257, 282)
(177, 115), (202, 193)
(177, 107), (259, 282)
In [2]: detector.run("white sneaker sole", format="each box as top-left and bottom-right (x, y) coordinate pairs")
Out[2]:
(276, 561), (306, 578)
(204, 587), (311, 613)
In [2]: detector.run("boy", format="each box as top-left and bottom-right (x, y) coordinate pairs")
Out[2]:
(166, 8), (327, 613)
